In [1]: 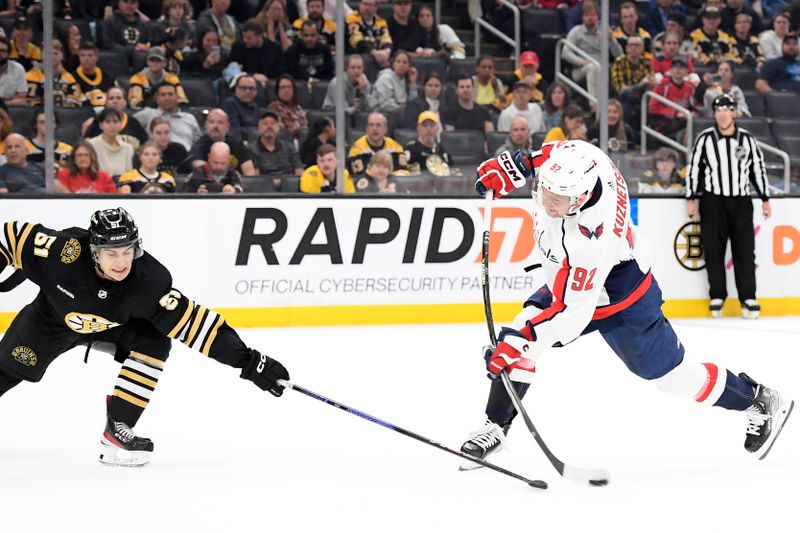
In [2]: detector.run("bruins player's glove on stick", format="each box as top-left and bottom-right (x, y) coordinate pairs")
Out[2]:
(241, 349), (290, 397)
(485, 329), (536, 384)
(475, 149), (531, 198)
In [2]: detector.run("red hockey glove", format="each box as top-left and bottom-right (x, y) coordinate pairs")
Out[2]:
(475, 149), (532, 199)
(485, 335), (536, 383)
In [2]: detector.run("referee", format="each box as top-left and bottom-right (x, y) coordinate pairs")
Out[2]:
(686, 93), (771, 319)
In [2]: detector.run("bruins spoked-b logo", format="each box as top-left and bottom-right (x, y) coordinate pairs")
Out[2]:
(64, 312), (121, 334)
(60, 238), (81, 264)
(11, 346), (37, 367)
(674, 221), (705, 271)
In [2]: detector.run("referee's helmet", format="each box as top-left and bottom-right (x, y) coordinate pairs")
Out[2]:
(712, 93), (737, 111)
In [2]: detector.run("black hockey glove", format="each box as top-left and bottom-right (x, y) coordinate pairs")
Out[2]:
(240, 349), (290, 397)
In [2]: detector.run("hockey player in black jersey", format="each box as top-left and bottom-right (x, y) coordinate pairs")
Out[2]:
(0, 208), (289, 466)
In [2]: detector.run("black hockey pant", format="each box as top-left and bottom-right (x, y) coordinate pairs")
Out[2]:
(699, 194), (757, 303)
(0, 300), (171, 427)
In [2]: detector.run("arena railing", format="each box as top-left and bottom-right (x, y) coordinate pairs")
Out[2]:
(554, 39), (599, 108)
(474, 0), (520, 70)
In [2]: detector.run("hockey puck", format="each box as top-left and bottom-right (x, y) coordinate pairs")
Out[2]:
(528, 480), (548, 490)
(589, 479), (608, 487)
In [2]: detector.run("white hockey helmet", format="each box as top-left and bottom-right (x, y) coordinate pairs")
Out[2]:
(534, 140), (601, 217)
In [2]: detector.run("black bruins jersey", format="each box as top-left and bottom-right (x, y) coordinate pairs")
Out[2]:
(0, 222), (251, 369)
(73, 66), (116, 111)
(403, 140), (452, 176)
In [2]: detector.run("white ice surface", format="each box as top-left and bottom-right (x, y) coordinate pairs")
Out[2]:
(1, 318), (798, 533)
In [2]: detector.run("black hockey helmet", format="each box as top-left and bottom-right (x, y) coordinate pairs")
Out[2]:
(89, 207), (144, 260)
(712, 93), (737, 111)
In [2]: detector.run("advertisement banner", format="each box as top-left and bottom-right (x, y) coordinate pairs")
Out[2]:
(0, 197), (797, 329)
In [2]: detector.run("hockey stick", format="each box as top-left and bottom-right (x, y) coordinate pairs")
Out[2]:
(481, 191), (610, 486)
(277, 379), (547, 490)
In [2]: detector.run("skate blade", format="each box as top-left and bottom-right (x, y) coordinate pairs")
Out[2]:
(741, 310), (760, 319)
(99, 441), (151, 467)
(758, 399), (794, 460)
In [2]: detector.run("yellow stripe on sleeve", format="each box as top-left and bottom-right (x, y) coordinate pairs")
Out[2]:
(183, 306), (207, 347)
(167, 299), (194, 338)
(14, 223), (34, 269)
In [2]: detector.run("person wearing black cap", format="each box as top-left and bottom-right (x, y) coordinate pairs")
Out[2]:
(755, 32), (800, 94)
(689, 6), (739, 65)
(685, 93), (771, 319)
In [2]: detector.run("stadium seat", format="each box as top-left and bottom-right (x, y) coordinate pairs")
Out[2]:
(310, 80), (329, 109)
(55, 107), (94, 127)
(98, 49), (131, 82)
(530, 33), (562, 82)
(347, 128), (366, 144)
(522, 9), (564, 36)
(486, 131), (508, 155)
(7, 106), (38, 138)
(294, 79), (313, 109)
(733, 66), (758, 90)
(241, 175), (278, 193)
(411, 56), (447, 85)
(180, 77), (219, 108)
(186, 106), (210, 127)
(397, 175), (436, 194)
(441, 130), (486, 165)
(56, 126), (82, 147)
(393, 128), (417, 146)
(448, 58), (477, 83)
(433, 176), (474, 195)
(738, 117), (773, 143)
(361, 54), (381, 83)
(743, 91), (765, 117)
(306, 109), (336, 130)
(771, 118), (800, 138)
(777, 136), (800, 157)
(766, 92), (800, 118)
(692, 117), (715, 133)
(279, 176), (301, 193)
(532, 131), (547, 148)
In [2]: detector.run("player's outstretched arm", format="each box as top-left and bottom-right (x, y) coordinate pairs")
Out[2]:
(147, 288), (290, 397)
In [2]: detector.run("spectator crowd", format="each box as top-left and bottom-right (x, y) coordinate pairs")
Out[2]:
(0, 0), (797, 195)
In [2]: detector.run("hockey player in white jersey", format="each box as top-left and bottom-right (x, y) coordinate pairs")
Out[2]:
(460, 140), (793, 465)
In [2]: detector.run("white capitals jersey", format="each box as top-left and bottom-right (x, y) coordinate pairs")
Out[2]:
(513, 142), (653, 355)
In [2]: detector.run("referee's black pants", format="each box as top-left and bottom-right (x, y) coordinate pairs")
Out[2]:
(699, 194), (757, 303)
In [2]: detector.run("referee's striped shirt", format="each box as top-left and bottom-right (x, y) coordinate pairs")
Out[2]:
(685, 126), (770, 201)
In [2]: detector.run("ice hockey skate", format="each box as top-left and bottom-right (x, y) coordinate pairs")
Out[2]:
(740, 373), (794, 460)
(741, 300), (760, 319)
(99, 418), (154, 467)
(709, 298), (724, 318)
(458, 420), (509, 471)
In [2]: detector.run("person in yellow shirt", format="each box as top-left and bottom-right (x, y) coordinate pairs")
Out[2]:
(293, 0), (336, 47)
(127, 47), (188, 110)
(118, 141), (177, 194)
(347, 112), (408, 175)
(472, 55), (507, 112)
(25, 40), (84, 107)
(301, 143), (354, 193)
(9, 18), (41, 71)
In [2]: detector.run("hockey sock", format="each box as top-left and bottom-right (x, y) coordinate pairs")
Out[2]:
(485, 378), (530, 427)
(108, 351), (164, 427)
(654, 361), (755, 412)
(0, 369), (21, 397)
